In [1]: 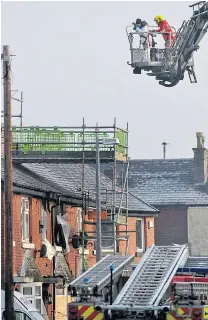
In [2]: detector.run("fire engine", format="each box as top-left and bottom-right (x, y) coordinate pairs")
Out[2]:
(126, 1), (208, 87)
(68, 245), (208, 320)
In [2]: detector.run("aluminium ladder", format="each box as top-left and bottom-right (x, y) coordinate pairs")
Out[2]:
(113, 245), (189, 308)
(70, 254), (135, 294)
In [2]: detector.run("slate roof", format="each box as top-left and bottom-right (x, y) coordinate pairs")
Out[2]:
(19, 249), (73, 283)
(1, 160), (86, 206)
(20, 249), (42, 282)
(128, 159), (208, 206)
(55, 252), (73, 283)
(21, 163), (158, 213)
(1, 160), (60, 194)
(1, 159), (158, 213)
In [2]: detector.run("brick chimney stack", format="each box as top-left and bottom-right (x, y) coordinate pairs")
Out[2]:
(192, 132), (208, 184)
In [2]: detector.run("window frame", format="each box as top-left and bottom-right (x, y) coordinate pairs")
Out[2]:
(136, 218), (144, 252)
(20, 282), (43, 315)
(77, 208), (82, 233)
(21, 198), (30, 243)
(101, 222), (114, 249)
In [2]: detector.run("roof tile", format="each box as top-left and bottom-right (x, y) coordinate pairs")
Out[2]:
(22, 163), (158, 213)
(128, 159), (208, 206)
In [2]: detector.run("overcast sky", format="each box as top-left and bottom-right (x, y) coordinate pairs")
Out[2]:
(1, 1), (208, 159)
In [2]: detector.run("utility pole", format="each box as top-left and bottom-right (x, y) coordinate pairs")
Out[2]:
(95, 124), (102, 262)
(2, 45), (14, 319)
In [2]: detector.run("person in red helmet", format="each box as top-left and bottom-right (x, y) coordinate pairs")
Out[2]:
(154, 15), (176, 48)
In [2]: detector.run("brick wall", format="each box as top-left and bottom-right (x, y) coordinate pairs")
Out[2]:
(1, 195), (96, 294)
(13, 195), (24, 276)
(1, 193), (54, 319)
(10, 195), (54, 279)
(155, 207), (188, 246)
(118, 217), (155, 262)
(32, 198), (53, 276)
(1, 193), (24, 280)
(1, 191), (156, 319)
(65, 205), (96, 276)
(145, 217), (155, 247)
(32, 198), (53, 319)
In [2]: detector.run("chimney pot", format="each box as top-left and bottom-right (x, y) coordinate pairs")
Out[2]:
(192, 132), (207, 184)
(196, 132), (205, 148)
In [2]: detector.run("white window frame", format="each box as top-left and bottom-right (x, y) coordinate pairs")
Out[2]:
(21, 198), (30, 243)
(136, 218), (144, 252)
(77, 208), (82, 233)
(20, 282), (43, 314)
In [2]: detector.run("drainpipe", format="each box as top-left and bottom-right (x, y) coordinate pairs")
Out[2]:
(110, 265), (114, 305)
(51, 198), (60, 320)
(144, 218), (147, 252)
(50, 204), (56, 320)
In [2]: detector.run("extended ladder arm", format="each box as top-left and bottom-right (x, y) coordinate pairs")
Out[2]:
(158, 1), (208, 87)
(95, 245), (189, 314)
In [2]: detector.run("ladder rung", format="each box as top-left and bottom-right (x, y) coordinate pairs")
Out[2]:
(113, 245), (189, 307)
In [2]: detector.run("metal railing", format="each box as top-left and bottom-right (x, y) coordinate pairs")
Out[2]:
(126, 25), (176, 65)
(11, 126), (128, 155)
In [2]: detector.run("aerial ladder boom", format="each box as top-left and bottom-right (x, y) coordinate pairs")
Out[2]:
(156, 1), (208, 87)
(95, 245), (189, 314)
(126, 1), (208, 87)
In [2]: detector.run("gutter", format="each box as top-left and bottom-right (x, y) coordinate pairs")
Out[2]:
(3, 184), (96, 207)
(128, 211), (159, 217)
(153, 204), (208, 209)
(13, 186), (45, 198)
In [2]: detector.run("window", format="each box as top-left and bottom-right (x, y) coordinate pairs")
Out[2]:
(136, 219), (144, 252)
(21, 198), (30, 242)
(40, 206), (47, 240)
(101, 223), (114, 251)
(23, 287), (32, 295)
(93, 222), (115, 252)
(20, 283), (43, 315)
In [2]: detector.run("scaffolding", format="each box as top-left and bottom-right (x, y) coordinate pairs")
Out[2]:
(1, 90), (24, 126)
(10, 118), (129, 259)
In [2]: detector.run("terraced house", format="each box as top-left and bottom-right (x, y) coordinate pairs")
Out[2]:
(99, 132), (208, 256)
(128, 132), (208, 256)
(1, 124), (159, 320)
